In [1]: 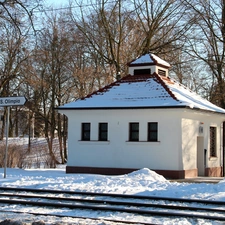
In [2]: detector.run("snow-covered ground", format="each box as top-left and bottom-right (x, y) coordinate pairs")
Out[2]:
(0, 166), (225, 225)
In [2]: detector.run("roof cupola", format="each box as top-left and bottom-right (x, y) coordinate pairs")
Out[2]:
(128, 53), (170, 77)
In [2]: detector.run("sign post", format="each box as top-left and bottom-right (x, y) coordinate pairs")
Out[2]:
(4, 107), (10, 178)
(0, 96), (27, 178)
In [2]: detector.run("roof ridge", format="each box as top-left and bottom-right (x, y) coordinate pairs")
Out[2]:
(153, 73), (178, 101)
(170, 78), (196, 94)
(164, 76), (206, 101)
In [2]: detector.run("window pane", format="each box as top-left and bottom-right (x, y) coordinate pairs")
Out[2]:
(99, 123), (108, 141)
(134, 69), (151, 75)
(100, 123), (107, 131)
(131, 123), (139, 131)
(129, 123), (139, 141)
(83, 123), (90, 131)
(210, 127), (216, 157)
(149, 132), (157, 141)
(83, 131), (90, 140)
(100, 132), (107, 141)
(131, 132), (139, 141)
(82, 123), (90, 141)
(149, 123), (157, 130)
(148, 122), (158, 142)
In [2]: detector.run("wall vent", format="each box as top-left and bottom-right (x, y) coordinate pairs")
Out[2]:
(158, 69), (166, 76)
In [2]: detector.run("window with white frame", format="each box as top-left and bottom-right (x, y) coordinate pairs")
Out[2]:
(129, 123), (139, 141)
(81, 123), (91, 141)
(99, 123), (108, 141)
(148, 122), (158, 142)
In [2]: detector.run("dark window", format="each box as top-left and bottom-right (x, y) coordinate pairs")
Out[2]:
(99, 123), (108, 141)
(210, 127), (216, 157)
(81, 123), (90, 141)
(148, 122), (158, 142)
(134, 69), (151, 75)
(129, 123), (139, 141)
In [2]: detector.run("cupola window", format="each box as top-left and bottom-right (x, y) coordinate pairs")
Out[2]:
(134, 69), (151, 75)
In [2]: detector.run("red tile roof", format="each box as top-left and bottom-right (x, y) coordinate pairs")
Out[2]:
(59, 73), (225, 114)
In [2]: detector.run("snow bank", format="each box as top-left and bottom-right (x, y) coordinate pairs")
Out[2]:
(127, 168), (168, 182)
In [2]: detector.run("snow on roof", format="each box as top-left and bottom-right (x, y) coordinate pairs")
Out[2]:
(161, 76), (225, 113)
(58, 74), (225, 114)
(130, 53), (170, 68)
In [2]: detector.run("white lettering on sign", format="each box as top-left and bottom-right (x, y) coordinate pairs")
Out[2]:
(0, 96), (26, 106)
(5, 99), (20, 104)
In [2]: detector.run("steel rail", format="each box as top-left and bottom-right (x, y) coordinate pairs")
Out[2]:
(0, 192), (224, 214)
(0, 191), (225, 222)
(0, 186), (225, 205)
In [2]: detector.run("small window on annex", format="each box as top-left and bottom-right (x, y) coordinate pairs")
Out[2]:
(210, 126), (217, 157)
(99, 123), (108, 141)
(129, 123), (139, 141)
(81, 123), (91, 141)
(148, 122), (158, 142)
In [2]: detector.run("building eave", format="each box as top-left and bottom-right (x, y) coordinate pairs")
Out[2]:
(188, 107), (225, 116)
(128, 62), (170, 69)
(56, 105), (225, 115)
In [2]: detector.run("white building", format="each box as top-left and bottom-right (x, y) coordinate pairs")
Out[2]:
(58, 53), (225, 179)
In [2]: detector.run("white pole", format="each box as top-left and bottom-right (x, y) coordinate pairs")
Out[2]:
(4, 106), (10, 178)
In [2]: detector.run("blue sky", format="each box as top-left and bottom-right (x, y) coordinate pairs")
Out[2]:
(45, 0), (69, 7)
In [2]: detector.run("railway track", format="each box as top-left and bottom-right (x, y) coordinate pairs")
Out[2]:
(0, 186), (225, 224)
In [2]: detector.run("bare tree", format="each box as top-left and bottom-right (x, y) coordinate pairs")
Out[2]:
(0, 0), (43, 139)
(69, 0), (192, 81)
(0, 22), (30, 139)
(70, 0), (139, 78)
(182, 0), (225, 107)
(0, 0), (42, 34)
(133, 0), (191, 55)
(26, 12), (87, 165)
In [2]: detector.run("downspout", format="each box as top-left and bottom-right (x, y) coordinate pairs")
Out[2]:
(223, 122), (225, 177)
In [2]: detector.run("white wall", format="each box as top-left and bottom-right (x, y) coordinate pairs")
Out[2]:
(181, 110), (224, 171)
(204, 120), (223, 169)
(60, 108), (225, 172)
(60, 108), (184, 171)
(181, 118), (199, 170)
